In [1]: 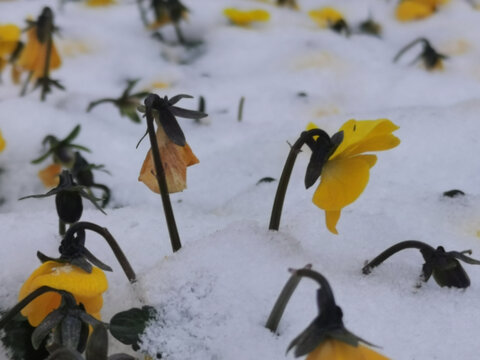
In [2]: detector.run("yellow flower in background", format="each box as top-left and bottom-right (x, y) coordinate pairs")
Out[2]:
(18, 261), (107, 327)
(223, 8), (270, 26)
(18, 26), (61, 79)
(86, 0), (116, 6)
(0, 129), (6, 152)
(308, 7), (344, 28)
(139, 125), (199, 194)
(38, 163), (62, 188)
(396, 0), (449, 21)
(306, 339), (389, 360)
(308, 119), (400, 234)
(0, 24), (20, 57)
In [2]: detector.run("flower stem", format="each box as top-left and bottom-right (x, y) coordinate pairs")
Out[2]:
(20, 71), (33, 96)
(362, 240), (433, 274)
(145, 98), (182, 253)
(268, 129), (329, 231)
(291, 268), (336, 307)
(65, 221), (137, 283)
(59, 218), (66, 236)
(40, 30), (53, 102)
(173, 22), (186, 46)
(0, 286), (61, 329)
(265, 264), (311, 333)
(237, 96), (245, 122)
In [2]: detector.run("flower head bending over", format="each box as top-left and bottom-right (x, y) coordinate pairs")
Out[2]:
(308, 119), (400, 234)
(18, 261), (107, 327)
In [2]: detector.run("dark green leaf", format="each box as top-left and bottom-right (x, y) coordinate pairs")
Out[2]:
(86, 325), (109, 360)
(109, 306), (156, 350)
(32, 310), (64, 349)
(46, 347), (84, 360)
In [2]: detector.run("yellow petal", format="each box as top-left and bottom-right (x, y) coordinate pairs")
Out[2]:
(0, 24), (21, 56)
(38, 163), (62, 188)
(331, 119), (400, 159)
(306, 340), (390, 360)
(0, 129), (5, 152)
(139, 126), (199, 194)
(395, 1), (434, 21)
(86, 0), (116, 6)
(312, 154), (377, 211)
(223, 8), (270, 26)
(325, 210), (341, 234)
(308, 7), (344, 28)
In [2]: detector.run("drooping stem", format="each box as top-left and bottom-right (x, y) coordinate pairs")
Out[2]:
(173, 22), (186, 45)
(268, 129), (329, 231)
(362, 240), (433, 274)
(144, 99), (182, 252)
(393, 38), (427, 63)
(0, 286), (62, 329)
(265, 264), (311, 333)
(40, 31), (53, 102)
(59, 218), (66, 236)
(237, 96), (245, 122)
(65, 222), (137, 283)
(291, 268), (336, 307)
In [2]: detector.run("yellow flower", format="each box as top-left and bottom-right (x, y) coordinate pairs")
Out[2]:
(307, 339), (389, 360)
(86, 0), (116, 6)
(0, 129), (5, 152)
(38, 163), (62, 188)
(223, 8), (270, 26)
(18, 26), (61, 79)
(308, 7), (345, 28)
(18, 261), (107, 327)
(139, 125), (199, 194)
(395, 0), (448, 21)
(308, 119), (400, 234)
(0, 24), (20, 57)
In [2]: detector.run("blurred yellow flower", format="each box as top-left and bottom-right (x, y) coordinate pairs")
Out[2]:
(18, 261), (107, 327)
(139, 126), (199, 193)
(86, 0), (116, 6)
(396, 0), (449, 21)
(0, 24), (20, 57)
(38, 163), (62, 188)
(308, 119), (400, 234)
(18, 26), (61, 79)
(223, 8), (270, 26)
(308, 7), (344, 28)
(306, 339), (389, 360)
(0, 129), (5, 152)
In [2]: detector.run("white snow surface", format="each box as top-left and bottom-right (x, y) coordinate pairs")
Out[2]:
(2, 0), (480, 359)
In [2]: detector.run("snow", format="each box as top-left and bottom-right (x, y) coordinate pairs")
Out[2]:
(2, 0), (480, 359)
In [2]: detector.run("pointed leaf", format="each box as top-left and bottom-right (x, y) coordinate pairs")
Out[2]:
(31, 310), (64, 349)
(31, 149), (55, 164)
(82, 247), (113, 272)
(169, 105), (207, 120)
(60, 315), (83, 350)
(86, 325), (109, 360)
(63, 125), (82, 144)
(168, 94), (193, 105)
(46, 347), (84, 360)
(156, 108), (186, 146)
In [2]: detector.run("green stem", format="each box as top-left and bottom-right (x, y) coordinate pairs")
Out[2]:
(136, 0), (149, 28)
(265, 264), (311, 333)
(40, 31), (53, 102)
(64, 222), (137, 283)
(268, 129), (328, 230)
(237, 96), (245, 122)
(173, 22), (186, 45)
(145, 103), (182, 252)
(59, 218), (66, 236)
(20, 71), (33, 96)
(362, 240), (433, 274)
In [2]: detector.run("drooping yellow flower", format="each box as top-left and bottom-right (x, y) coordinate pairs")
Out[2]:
(308, 7), (345, 28)
(0, 129), (6, 152)
(18, 26), (61, 79)
(18, 261), (107, 327)
(139, 125), (199, 193)
(308, 119), (400, 234)
(0, 24), (20, 57)
(38, 163), (62, 188)
(86, 0), (116, 6)
(223, 8), (270, 26)
(307, 339), (389, 360)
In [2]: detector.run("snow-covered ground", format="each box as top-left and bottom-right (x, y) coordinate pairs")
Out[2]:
(2, 0), (480, 359)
